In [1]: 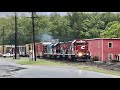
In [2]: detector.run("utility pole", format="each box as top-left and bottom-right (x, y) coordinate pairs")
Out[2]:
(31, 12), (36, 61)
(15, 12), (18, 59)
(27, 12), (38, 61)
(2, 26), (4, 55)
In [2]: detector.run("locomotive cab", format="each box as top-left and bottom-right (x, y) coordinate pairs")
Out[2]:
(72, 40), (90, 61)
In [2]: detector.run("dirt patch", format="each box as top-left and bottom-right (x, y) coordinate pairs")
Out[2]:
(76, 61), (120, 71)
(52, 59), (120, 72)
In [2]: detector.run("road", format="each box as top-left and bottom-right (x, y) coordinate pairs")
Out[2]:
(0, 58), (26, 78)
(0, 58), (120, 78)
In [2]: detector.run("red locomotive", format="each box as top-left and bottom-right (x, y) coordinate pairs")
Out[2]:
(31, 39), (91, 61)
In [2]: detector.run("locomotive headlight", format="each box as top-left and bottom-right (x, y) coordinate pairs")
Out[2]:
(78, 53), (82, 57)
(87, 53), (89, 55)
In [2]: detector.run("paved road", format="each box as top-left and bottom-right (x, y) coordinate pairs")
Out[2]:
(0, 58), (25, 78)
(0, 58), (120, 78)
(12, 65), (120, 78)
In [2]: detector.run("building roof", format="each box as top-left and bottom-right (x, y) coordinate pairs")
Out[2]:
(84, 38), (120, 41)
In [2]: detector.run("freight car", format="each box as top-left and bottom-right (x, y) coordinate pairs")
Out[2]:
(0, 45), (15, 56)
(26, 42), (51, 58)
(0, 45), (26, 57)
(17, 45), (26, 57)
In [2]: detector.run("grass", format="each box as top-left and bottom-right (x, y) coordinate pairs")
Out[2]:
(16, 58), (69, 66)
(3, 57), (120, 76)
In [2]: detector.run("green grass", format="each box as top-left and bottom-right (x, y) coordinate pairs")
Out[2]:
(16, 58), (69, 66)
(5, 57), (120, 76)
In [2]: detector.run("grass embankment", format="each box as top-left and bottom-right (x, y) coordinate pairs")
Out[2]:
(16, 58), (69, 66)
(11, 57), (120, 76)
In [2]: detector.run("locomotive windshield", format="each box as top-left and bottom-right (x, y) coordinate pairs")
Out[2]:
(74, 43), (87, 46)
(77, 43), (85, 45)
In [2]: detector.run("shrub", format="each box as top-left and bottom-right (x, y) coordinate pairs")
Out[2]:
(109, 59), (118, 63)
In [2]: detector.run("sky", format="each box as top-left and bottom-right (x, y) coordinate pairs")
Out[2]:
(0, 12), (119, 17)
(0, 12), (67, 17)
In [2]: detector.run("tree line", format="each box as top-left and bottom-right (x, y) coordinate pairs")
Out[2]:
(0, 12), (120, 45)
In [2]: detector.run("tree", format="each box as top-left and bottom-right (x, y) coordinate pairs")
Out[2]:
(50, 13), (72, 42)
(100, 21), (120, 38)
(18, 16), (32, 44)
(35, 15), (52, 42)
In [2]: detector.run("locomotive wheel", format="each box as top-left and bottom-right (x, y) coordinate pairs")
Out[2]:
(53, 55), (57, 60)
(49, 55), (52, 59)
(71, 56), (76, 61)
(65, 55), (69, 61)
(59, 55), (62, 60)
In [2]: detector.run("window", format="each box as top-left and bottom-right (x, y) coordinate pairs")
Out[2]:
(108, 42), (112, 48)
(108, 54), (113, 60)
(76, 43), (85, 45)
(75, 43), (87, 45)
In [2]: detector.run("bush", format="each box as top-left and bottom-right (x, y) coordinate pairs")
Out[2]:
(109, 59), (118, 63)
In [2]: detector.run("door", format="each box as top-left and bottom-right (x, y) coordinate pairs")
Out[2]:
(117, 55), (120, 61)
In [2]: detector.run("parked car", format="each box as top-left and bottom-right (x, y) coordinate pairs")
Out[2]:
(3, 53), (15, 57)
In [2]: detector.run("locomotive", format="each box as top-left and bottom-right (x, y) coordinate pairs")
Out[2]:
(42, 39), (90, 61)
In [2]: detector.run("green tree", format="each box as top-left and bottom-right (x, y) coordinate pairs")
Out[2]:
(50, 13), (72, 42)
(100, 21), (120, 38)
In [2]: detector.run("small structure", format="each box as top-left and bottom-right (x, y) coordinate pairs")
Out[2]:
(29, 50), (35, 60)
(86, 38), (120, 62)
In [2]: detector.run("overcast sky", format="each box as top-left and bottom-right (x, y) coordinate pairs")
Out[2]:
(0, 12), (119, 17)
(0, 12), (67, 17)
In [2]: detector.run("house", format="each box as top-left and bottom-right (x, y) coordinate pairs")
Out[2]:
(86, 38), (120, 61)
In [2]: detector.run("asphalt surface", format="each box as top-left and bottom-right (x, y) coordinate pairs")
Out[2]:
(0, 58), (120, 78)
(0, 58), (26, 78)
(12, 65), (120, 78)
